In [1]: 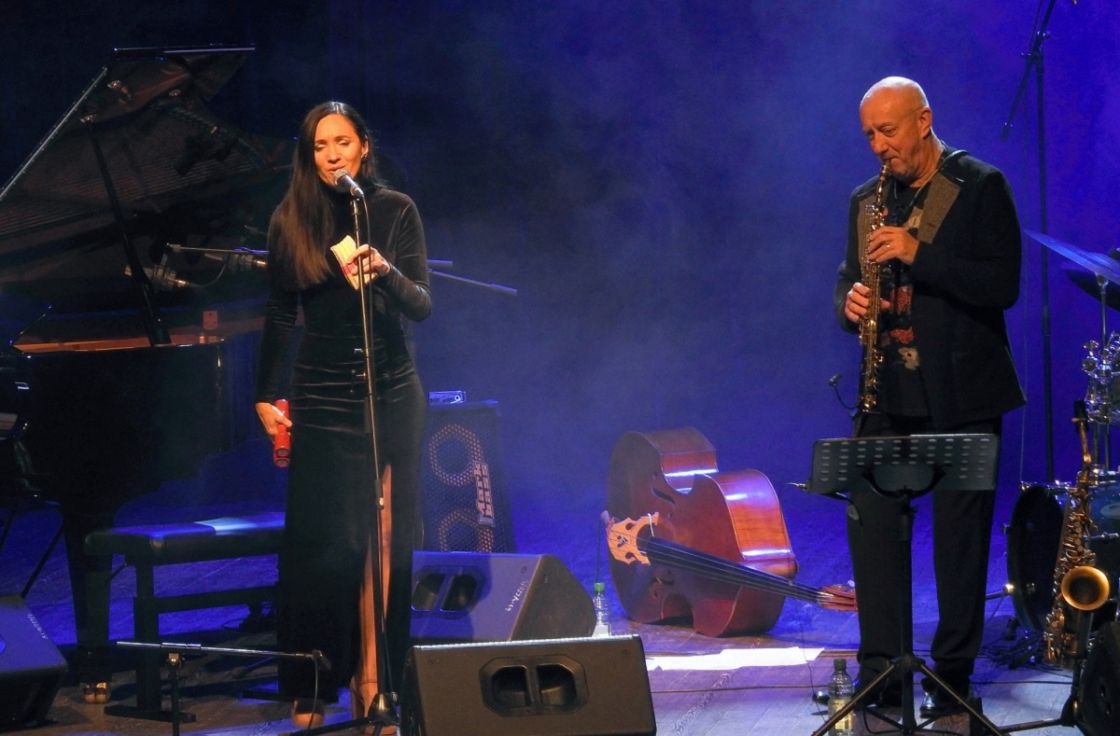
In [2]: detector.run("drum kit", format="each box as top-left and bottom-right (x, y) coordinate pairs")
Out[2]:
(1007, 231), (1120, 636)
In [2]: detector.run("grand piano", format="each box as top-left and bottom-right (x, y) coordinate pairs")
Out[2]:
(0, 46), (291, 691)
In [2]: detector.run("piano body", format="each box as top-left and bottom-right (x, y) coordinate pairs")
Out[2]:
(0, 46), (291, 687)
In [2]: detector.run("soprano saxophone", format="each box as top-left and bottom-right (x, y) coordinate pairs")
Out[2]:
(1042, 403), (1111, 666)
(857, 163), (890, 414)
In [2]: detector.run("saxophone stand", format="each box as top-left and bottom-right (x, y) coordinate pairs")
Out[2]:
(285, 191), (397, 736)
(999, 401), (1102, 734)
(806, 433), (1008, 736)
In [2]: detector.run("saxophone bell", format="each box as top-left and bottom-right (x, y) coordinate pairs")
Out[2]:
(1060, 564), (1111, 612)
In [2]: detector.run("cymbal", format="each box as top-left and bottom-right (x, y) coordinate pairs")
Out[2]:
(1064, 266), (1120, 311)
(1026, 230), (1120, 284)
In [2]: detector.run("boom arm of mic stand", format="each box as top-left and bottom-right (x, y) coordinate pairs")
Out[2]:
(999, 0), (1058, 141)
(430, 268), (518, 296)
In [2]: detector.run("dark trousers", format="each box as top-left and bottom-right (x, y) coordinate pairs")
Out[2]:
(847, 414), (1000, 695)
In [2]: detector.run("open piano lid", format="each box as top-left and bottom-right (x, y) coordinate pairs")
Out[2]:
(0, 45), (290, 322)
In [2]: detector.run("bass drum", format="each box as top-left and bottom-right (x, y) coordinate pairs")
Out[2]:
(1007, 480), (1120, 631)
(1006, 484), (1064, 631)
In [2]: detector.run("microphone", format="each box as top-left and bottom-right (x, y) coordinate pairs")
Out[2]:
(331, 169), (364, 199)
(226, 250), (268, 271)
(273, 399), (291, 468)
(124, 264), (191, 290)
(167, 243), (267, 271)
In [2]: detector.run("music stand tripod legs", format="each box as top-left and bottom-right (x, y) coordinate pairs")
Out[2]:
(806, 433), (1008, 736)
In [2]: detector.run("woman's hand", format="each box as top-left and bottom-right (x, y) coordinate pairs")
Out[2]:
(255, 401), (292, 437)
(346, 244), (392, 280)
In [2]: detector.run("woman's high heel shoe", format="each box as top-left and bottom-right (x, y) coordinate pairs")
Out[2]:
(80, 681), (110, 704)
(349, 682), (397, 735)
(291, 698), (325, 729)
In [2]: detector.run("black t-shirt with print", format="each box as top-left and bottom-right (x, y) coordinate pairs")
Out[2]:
(879, 181), (930, 416)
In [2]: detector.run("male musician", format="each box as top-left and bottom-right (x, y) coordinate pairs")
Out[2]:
(835, 76), (1025, 717)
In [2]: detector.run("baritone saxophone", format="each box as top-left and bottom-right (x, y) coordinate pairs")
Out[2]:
(858, 163), (890, 414)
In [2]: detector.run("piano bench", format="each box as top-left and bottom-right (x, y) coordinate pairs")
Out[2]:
(82, 512), (284, 716)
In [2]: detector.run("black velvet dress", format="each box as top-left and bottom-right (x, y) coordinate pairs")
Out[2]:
(256, 184), (431, 698)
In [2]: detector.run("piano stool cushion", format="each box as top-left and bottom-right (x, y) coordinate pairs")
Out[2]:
(83, 511), (284, 564)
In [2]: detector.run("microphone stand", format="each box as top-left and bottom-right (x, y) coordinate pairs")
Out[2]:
(116, 640), (327, 736)
(1000, 0), (1065, 482)
(291, 193), (396, 736)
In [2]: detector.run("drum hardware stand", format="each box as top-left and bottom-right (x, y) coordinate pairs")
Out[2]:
(286, 189), (397, 736)
(806, 433), (1008, 736)
(114, 640), (327, 736)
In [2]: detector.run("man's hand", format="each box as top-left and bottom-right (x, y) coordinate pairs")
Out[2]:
(844, 282), (890, 323)
(866, 225), (918, 265)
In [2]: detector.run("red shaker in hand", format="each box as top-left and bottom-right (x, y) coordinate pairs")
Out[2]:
(273, 399), (291, 468)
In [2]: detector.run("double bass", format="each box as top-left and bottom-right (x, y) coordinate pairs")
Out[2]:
(606, 427), (854, 636)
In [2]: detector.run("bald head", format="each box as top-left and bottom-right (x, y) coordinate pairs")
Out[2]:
(861, 76), (930, 111)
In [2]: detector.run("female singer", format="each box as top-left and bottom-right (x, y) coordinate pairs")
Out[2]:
(255, 100), (431, 728)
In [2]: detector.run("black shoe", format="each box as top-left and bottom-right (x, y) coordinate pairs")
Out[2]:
(863, 681), (903, 710)
(919, 687), (979, 719)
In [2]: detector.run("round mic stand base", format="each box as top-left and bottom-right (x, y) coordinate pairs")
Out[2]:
(108, 640), (327, 734)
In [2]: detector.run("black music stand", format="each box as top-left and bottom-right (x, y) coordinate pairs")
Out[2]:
(806, 433), (1008, 736)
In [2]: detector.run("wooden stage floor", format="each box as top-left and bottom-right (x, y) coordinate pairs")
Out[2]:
(0, 458), (1087, 736)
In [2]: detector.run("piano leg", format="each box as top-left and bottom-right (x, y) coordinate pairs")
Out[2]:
(61, 508), (115, 697)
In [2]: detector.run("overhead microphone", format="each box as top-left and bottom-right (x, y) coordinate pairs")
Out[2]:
(331, 169), (364, 199)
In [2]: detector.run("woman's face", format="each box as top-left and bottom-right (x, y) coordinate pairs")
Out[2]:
(312, 113), (368, 188)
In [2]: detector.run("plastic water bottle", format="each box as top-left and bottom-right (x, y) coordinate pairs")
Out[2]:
(827, 658), (854, 736)
(591, 582), (611, 637)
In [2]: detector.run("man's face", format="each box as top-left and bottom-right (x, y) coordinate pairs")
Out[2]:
(859, 91), (931, 183)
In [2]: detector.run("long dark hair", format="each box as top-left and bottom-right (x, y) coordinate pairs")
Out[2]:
(269, 101), (378, 289)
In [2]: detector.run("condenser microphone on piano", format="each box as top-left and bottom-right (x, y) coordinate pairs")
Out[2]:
(167, 243), (267, 271)
(123, 264), (192, 290)
(331, 169), (364, 199)
(225, 249), (268, 271)
(273, 399), (291, 468)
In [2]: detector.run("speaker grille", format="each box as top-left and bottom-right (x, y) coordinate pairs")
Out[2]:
(421, 401), (515, 552)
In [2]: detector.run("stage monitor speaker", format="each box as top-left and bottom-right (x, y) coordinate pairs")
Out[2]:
(421, 400), (516, 553)
(411, 551), (594, 643)
(0, 596), (66, 732)
(1079, 620), (1120, 736)
(402, 634), (655, 736)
